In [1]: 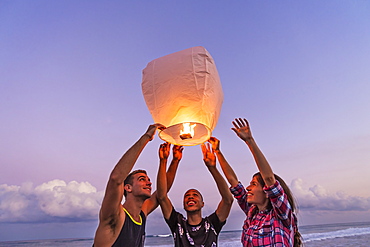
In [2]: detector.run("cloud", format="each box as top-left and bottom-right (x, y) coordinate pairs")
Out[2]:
(291, 178), (370, 211)
(4, 177), (368, 226)
(0, 180), (104, 223)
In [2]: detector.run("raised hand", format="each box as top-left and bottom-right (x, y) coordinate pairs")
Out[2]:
(231, 118), (253, 142)
(159, 142), (171, 160)
(208, 137), (220, 152)
(201, 143), (216, 167)
(145, 123), (166, 141)
(172, 145), (184, 161)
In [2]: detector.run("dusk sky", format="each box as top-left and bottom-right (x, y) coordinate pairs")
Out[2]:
(1, 1), (370, 242)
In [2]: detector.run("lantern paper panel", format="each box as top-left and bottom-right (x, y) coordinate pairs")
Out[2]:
(142, 46), (223, 146)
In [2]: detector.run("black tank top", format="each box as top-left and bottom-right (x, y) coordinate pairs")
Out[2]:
(112, 209), (146, 247)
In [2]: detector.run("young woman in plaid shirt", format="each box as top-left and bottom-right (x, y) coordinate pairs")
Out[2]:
(208, 118), (302, 247)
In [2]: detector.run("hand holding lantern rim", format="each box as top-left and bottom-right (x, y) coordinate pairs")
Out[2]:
(145, 123), (166, 141)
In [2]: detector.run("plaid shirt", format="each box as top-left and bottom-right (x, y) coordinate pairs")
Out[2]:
(230, 181), (297, 247)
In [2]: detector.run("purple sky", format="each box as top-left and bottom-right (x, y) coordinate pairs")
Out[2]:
(1, 1), (370, 241)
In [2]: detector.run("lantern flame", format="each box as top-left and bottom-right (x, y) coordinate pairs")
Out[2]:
(179, 123), (196, 140)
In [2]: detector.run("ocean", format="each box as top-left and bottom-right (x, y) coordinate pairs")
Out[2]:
(0, 221), (369, 246)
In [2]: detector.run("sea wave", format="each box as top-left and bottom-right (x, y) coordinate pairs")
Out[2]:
(154, 234), (172, 238)
(302, 226), (370, 242)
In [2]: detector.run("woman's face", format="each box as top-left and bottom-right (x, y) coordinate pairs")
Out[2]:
(246, 176), (268, 207)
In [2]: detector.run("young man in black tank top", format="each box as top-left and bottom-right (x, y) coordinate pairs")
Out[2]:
(156, 142), (233, 247)
(93, 124), (182, 247)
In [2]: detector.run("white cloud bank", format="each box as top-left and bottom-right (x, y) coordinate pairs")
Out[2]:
(0, 179), (104, 223)
(1, 178), (369, 224)
(291, 178), (370, 211)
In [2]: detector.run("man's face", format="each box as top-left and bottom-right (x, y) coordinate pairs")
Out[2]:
(183, 189), (204, 212)
(128, 173), (152, 199)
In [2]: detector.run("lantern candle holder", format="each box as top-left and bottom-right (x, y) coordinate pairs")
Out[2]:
(179, 123), (196, 140)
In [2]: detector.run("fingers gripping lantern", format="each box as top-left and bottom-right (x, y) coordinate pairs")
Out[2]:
(142, 46), (224, 146)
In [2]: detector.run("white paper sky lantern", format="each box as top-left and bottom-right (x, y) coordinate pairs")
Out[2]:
(142, 46), (223, 146)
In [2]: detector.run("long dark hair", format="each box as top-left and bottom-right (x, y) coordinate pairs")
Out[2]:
(253, 172), (303, 247)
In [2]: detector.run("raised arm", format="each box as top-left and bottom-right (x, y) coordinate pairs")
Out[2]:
(99, 124), (164, 223)
(167, 145), (183, 191)
(232, 118), (276, 187)
(156, 142), (175, 220)
(142, 144), (183, 215)
(201, 143), (233, 222)
(208, 137), (239, 187)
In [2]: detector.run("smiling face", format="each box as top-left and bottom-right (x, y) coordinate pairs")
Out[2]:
(125, 172), (152, 199)
(246, 176), (268, 208)
(183, 189), (204, 212)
